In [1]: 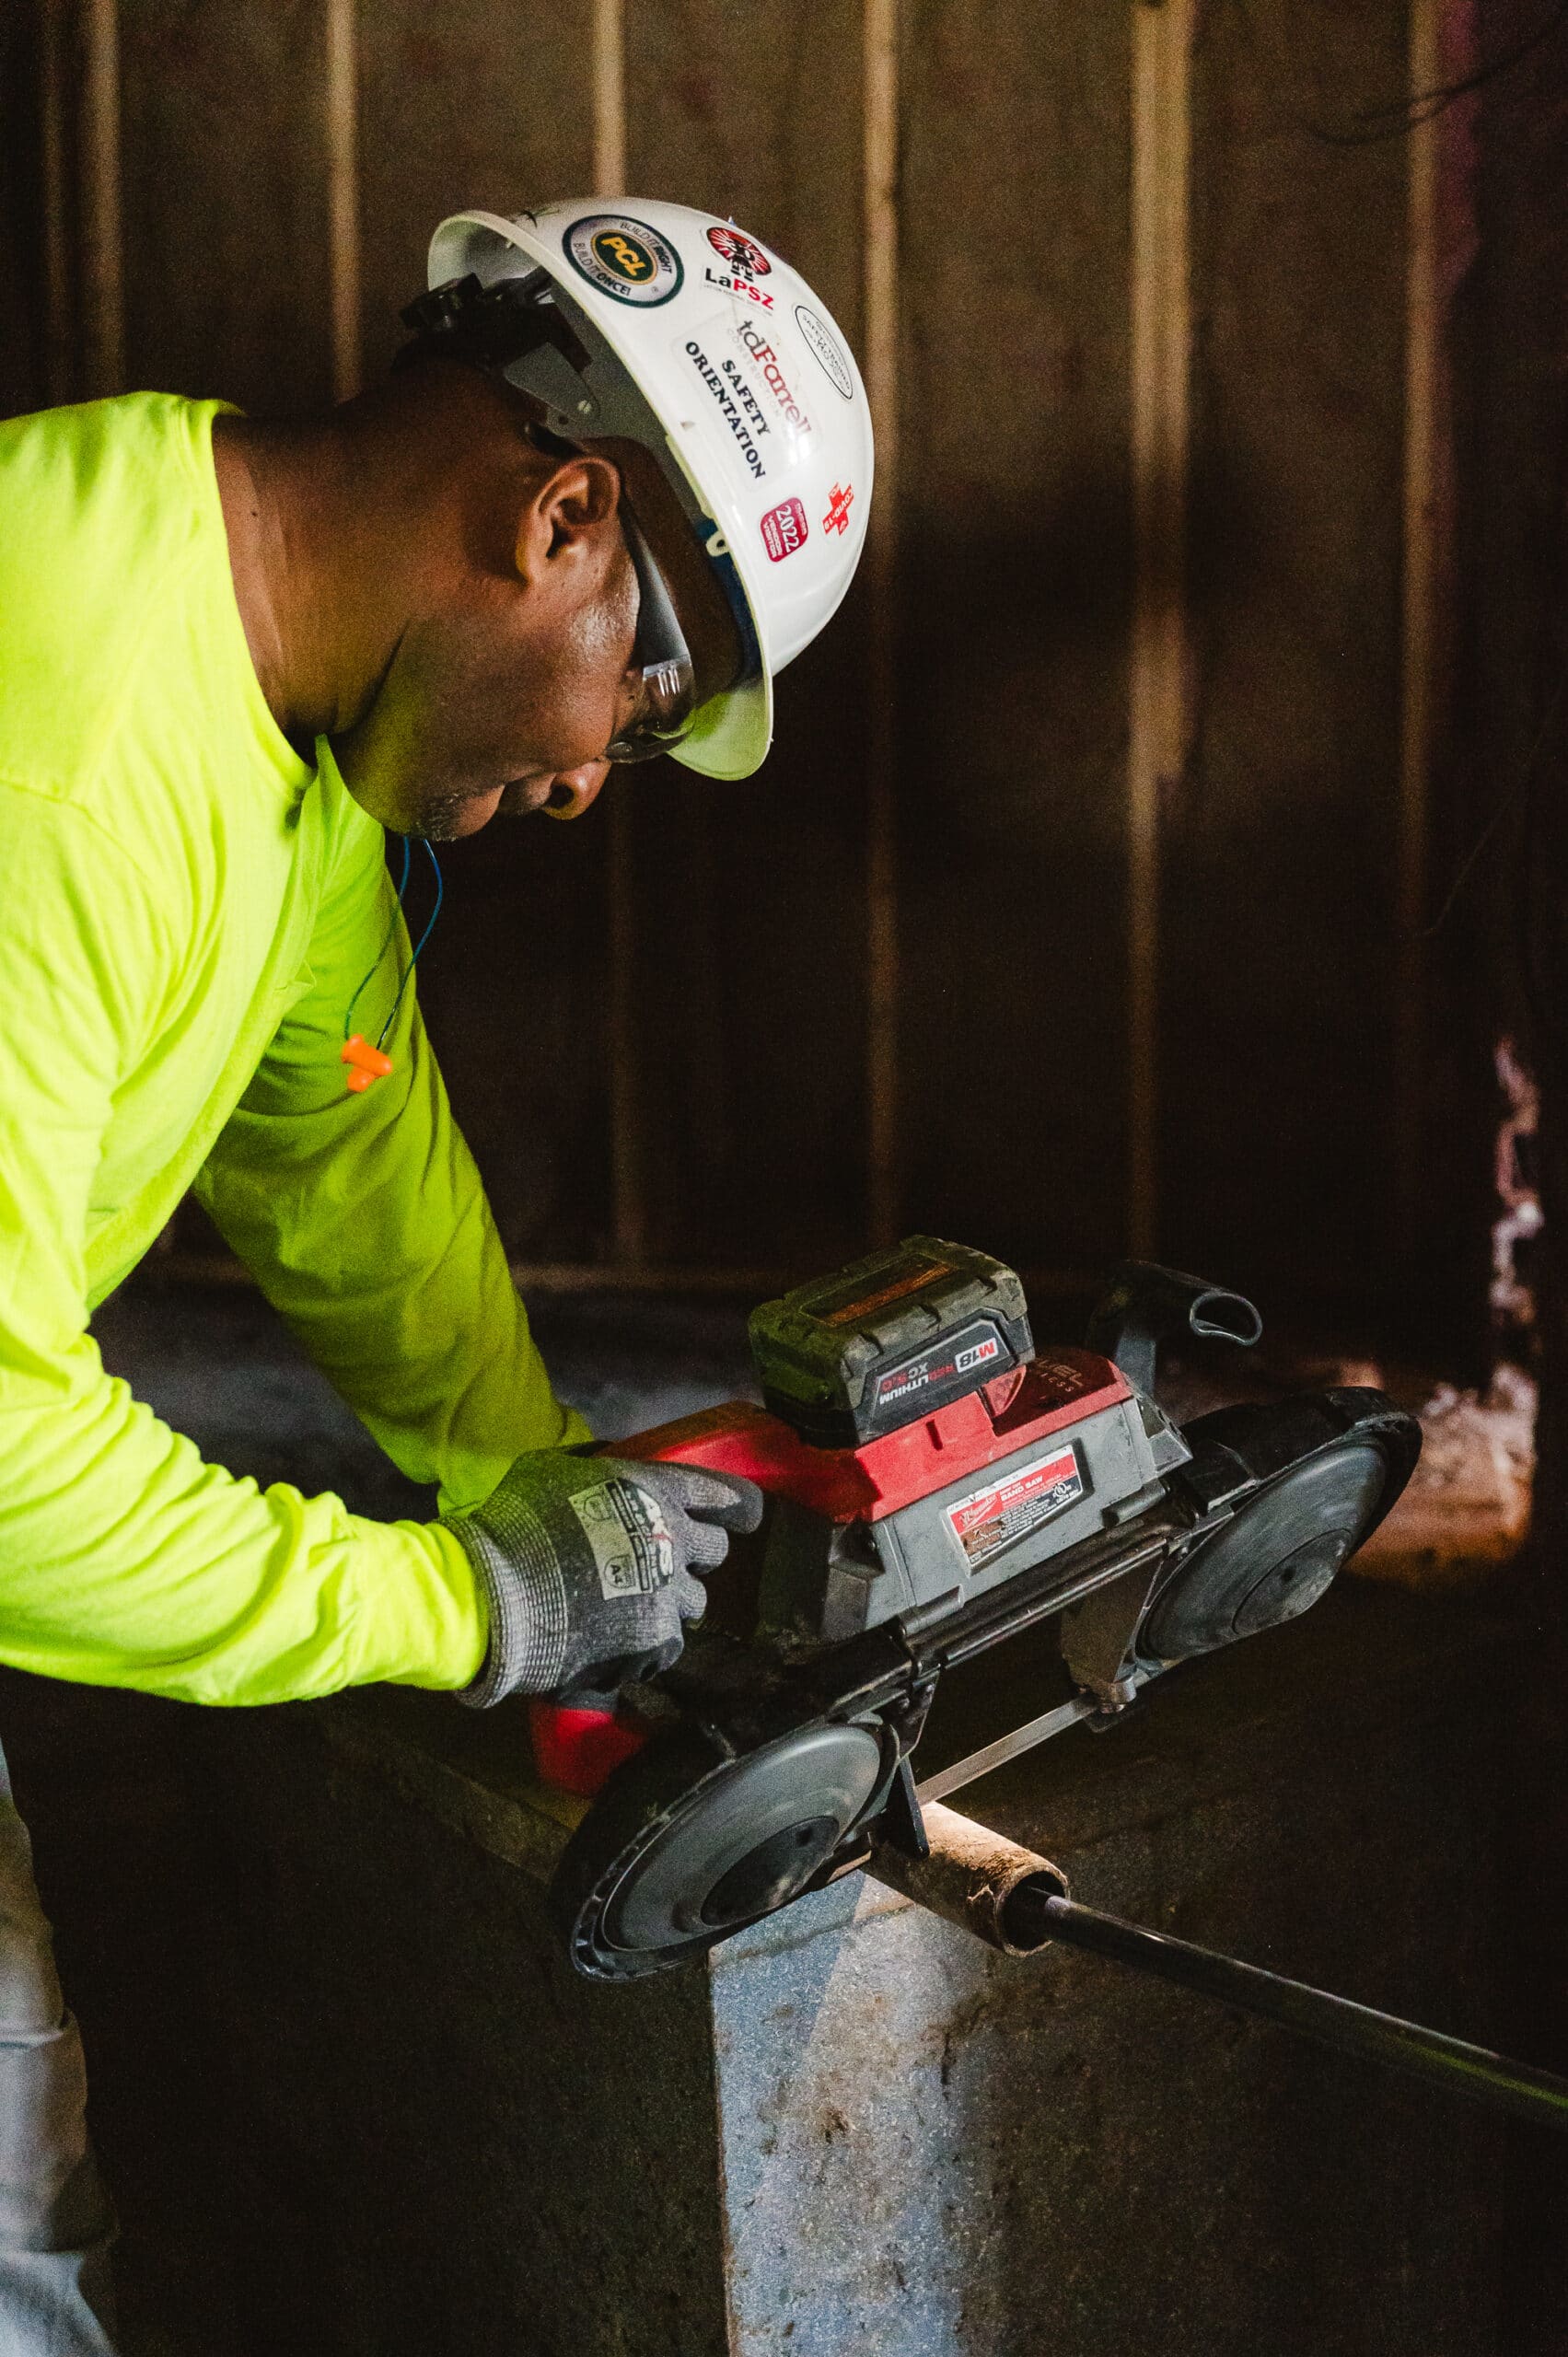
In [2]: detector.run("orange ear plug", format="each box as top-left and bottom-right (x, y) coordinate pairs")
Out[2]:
(341, 1034), (394, 1095)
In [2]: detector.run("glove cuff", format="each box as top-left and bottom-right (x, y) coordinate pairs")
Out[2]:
(444, 1509), (571, 1708)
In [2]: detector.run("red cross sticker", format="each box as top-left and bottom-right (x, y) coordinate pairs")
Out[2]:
(823, 482), (854, 536)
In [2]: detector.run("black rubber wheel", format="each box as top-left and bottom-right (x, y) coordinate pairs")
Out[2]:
(1140, 1439), (1388, 1663)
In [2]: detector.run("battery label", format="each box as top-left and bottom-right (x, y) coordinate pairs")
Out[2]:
(875, 1322), (1005, 1411)
(947, 1445), (1085, 1572)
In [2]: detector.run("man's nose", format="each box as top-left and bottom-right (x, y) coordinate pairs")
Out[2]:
(542, 762), (610, 822)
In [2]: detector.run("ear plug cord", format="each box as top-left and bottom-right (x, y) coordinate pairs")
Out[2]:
(341, 837), (444, 1093)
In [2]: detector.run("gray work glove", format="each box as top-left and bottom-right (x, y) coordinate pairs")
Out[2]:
(443, 1452), (764, 1707)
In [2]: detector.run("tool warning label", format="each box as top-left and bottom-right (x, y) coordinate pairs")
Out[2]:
(570, 1480), (676, 1599)
(947, 1446), (1085, 1572)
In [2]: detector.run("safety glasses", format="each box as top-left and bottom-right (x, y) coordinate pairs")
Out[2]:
(604, 500), (700, 765)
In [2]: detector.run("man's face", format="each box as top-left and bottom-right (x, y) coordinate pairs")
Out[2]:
(331, 435), (739, 842)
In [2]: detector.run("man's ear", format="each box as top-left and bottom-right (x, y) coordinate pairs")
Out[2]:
(514, 455), (622, 589)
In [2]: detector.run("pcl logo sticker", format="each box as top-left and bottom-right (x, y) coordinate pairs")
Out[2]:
(761, 498), (808, 563)
(565, 215), (684, 307)
(707, 225), (772, 279)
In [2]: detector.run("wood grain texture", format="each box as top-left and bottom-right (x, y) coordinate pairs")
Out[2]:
(118, 0), (333, 409)
(1166, 0), (1411, 1308)
(894, 0), (1134, 1277)
(621, 0), (870, 1268)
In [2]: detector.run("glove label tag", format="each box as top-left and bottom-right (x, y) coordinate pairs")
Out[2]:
(571, 1480), (676, 1599)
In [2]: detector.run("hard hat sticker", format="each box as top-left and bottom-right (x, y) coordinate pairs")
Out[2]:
(727, 318), (812, 439)
(704, 224), (776, 310)
(707, 225), (772, 277)
(796, 303), (854, 401)
(681, 333), (770, 481)
(823, 482), (855, 537)
(565, 215), (684, 307)
(761, 499), (808, 563)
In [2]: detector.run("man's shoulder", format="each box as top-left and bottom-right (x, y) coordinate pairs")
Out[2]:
(0, 393), (229, 808)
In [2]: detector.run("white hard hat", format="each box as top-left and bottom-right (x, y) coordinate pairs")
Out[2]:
(420, 201), (874, 780)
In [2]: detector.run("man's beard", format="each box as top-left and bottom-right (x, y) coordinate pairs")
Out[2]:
(412, 788), (473, 843)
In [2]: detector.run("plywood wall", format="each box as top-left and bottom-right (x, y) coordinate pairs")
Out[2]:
(2, 0), (1492, 1339)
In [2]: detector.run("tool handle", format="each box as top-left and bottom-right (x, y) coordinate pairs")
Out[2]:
(1005, 1882), (1568, 2134)
(529, 1695), (648, 1797)
(1086, 1261), (1260, 1398)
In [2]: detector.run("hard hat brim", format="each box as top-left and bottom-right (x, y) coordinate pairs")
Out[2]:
(672, 666), (772, 781)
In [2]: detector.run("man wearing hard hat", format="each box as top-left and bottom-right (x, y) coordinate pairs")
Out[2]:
(0, 201), (871, 2351)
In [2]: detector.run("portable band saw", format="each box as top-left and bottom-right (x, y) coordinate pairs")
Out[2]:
(540, 1238), (1423, 1984)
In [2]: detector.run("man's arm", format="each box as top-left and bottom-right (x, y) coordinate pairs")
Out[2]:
(0, 782), (484, 1705)
(193, 786), (589, 1517)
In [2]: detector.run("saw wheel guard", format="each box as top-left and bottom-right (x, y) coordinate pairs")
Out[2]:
(552, 1719), (896, 1982)
(551, 1387), (1420, 1982)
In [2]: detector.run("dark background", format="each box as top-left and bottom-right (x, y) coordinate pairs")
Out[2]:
(3, 0), (1539, 1359)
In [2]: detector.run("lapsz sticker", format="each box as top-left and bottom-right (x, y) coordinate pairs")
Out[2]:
(761, 498), (809, 562)
(796, 302), (854, 399)
(707, 225), (772, 277)
(570, 1478), (675, 1599)
(565, 215), (684, 306)
(947, 1445), (1085, 1573)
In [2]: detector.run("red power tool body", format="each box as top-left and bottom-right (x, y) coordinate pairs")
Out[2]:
(536, 1237), (1420, 1982)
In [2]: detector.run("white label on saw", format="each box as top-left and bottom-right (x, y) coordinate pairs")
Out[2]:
(946, 1445), (1085, 1572)
(570, 1480), (675, 1599)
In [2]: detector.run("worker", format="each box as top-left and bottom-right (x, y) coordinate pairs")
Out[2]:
(0, 199), (872, 2351)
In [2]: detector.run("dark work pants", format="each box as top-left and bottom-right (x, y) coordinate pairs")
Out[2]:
(0, 1738), (116, 2353)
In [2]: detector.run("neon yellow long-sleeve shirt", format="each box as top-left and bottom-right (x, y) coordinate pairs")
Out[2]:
(0, 392), (589, 1706)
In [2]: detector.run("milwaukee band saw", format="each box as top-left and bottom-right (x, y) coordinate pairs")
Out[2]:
(541, 1238), (1420, 1984)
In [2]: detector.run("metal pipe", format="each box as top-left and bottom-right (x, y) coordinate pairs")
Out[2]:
(867, 1801), (1070, 1955)
(872, 1805), (1568, 2133)
(1005, 1881), (1568, 2135)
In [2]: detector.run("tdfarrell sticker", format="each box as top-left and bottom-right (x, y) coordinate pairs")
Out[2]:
(761, 498), (808, 562)
(947, 1445), (1085, 1573)
(729, 318), (812, 435)
(565, 215), (684, 306)
(796, 302), (854, 399)
(569, 1478), (676, 1599)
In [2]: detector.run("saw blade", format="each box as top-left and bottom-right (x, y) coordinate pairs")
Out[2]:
(914, 1695), (1096, 1805)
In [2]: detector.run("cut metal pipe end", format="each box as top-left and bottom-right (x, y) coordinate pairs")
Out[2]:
(866, 1801), (1070, 1955)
